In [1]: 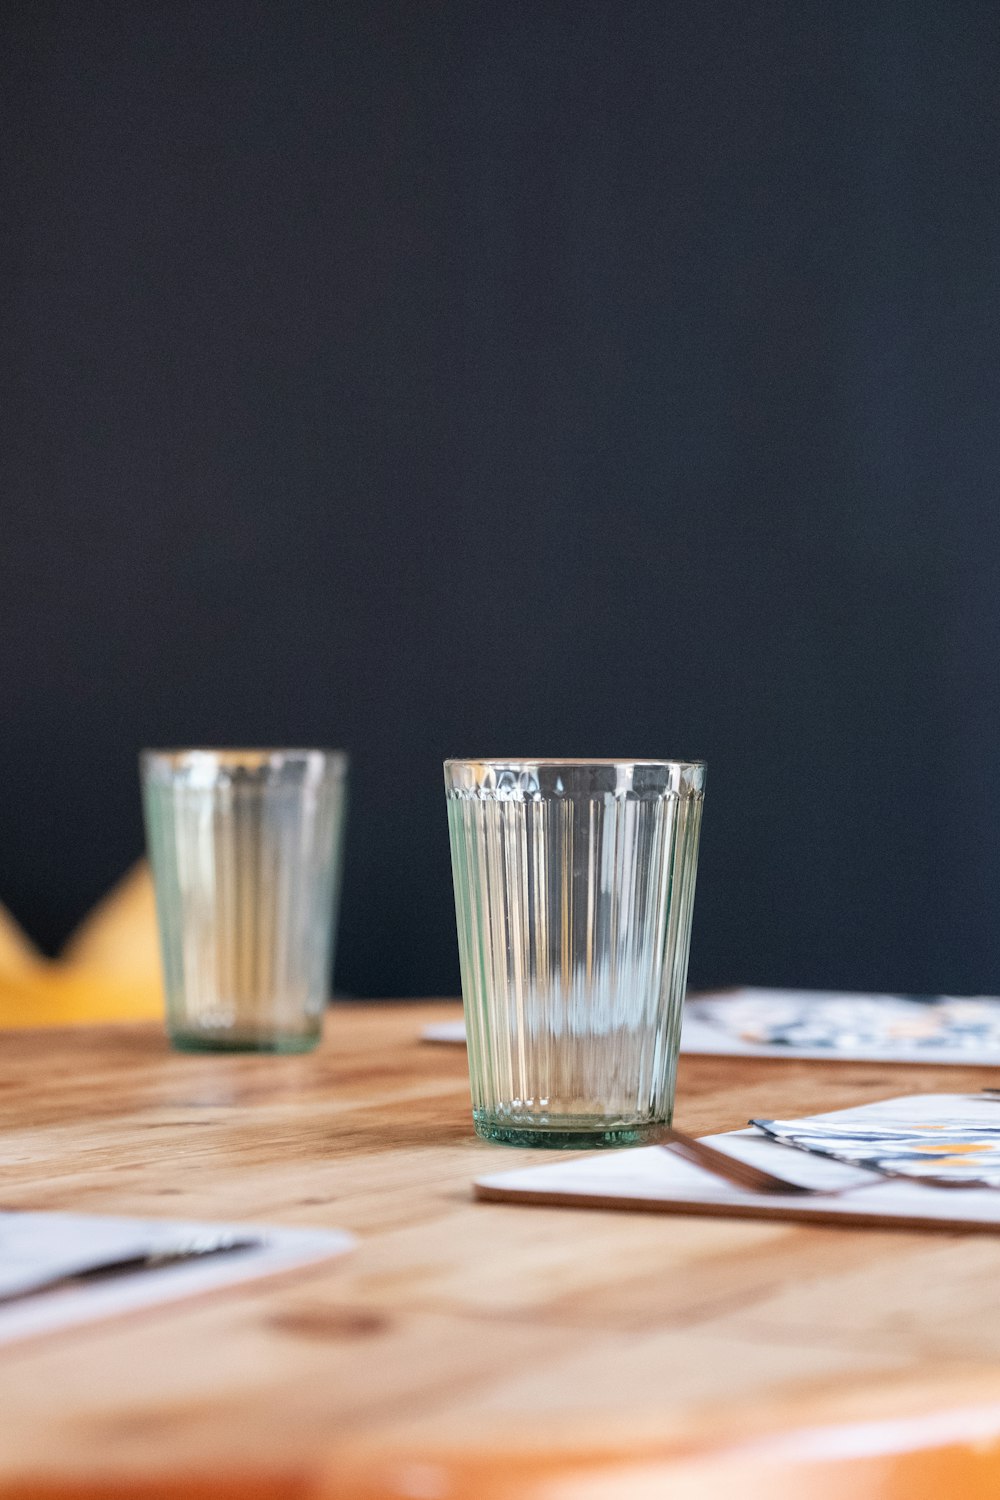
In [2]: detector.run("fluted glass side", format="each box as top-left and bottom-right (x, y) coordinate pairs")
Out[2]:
(141, 749), (348, 1053)
(445, 759), (705, 1147)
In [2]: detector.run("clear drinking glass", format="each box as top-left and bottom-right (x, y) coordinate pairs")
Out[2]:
(141, 749), (348, 1053)
(445, 758), (705, 1147)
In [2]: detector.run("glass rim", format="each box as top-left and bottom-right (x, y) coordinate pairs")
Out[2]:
(141, 746), (346, 758)
(444, 756), (706, 770)
(140, 748), (348, 776)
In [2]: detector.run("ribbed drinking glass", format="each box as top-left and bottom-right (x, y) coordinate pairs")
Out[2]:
(141, 749), (348, 1053)
(445, 758), (705, 1147)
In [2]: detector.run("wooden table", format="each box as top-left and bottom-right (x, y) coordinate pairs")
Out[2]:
(3, 1002), (1000, 1499)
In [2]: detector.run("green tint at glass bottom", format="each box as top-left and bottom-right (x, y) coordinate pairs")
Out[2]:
(473, 1109), (671, 1150)
(168, 1029), (321, 1055)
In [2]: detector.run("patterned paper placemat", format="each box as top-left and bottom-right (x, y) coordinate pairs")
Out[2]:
(681, 989), (1000, 1063)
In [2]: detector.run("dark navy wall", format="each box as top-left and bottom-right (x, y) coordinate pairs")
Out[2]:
(3, 2), (1000, 996)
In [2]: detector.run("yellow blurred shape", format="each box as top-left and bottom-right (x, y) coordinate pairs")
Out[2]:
(0, 903), (44, 977)
(62, 860), (161, 985)
(0, 862), (163, 1027)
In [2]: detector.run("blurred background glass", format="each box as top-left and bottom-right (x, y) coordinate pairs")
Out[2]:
(142, 750), (347, 1051)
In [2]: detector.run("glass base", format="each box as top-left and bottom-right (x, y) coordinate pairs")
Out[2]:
(168, 1031), (320, 1055)
(473, 1110), (668, 1150)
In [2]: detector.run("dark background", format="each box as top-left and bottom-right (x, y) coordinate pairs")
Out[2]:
(3, 2), (999, 998)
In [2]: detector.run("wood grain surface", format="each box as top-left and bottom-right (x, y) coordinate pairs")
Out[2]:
(1, 1002), (1000, 1498)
